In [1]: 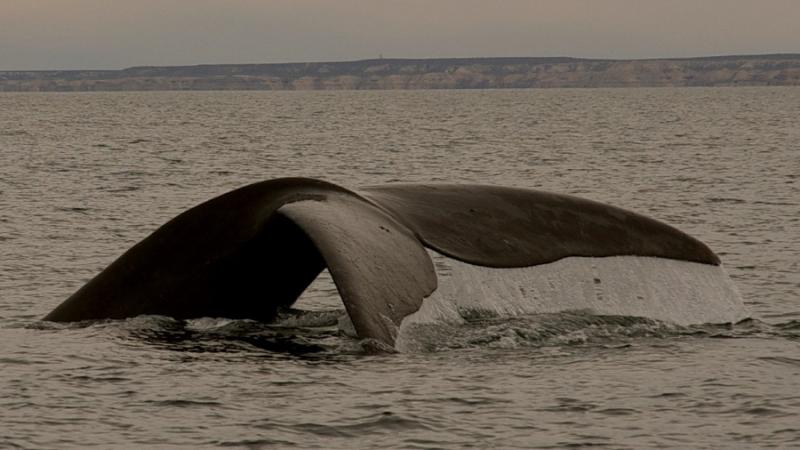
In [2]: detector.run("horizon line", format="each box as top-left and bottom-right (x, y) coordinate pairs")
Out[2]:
(2, 52), (799, 73)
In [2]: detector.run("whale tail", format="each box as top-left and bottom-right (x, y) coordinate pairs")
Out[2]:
(45, 178), (744, 346)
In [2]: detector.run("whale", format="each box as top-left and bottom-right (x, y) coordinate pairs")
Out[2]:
(45, 177), (747, 346)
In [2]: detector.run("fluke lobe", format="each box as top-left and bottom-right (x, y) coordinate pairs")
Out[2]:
(45, 177), (724, 346)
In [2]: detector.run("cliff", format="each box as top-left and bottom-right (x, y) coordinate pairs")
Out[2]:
(2, 55), (799, 91)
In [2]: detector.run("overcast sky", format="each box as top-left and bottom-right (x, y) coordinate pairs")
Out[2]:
(2, 0), (799, 70)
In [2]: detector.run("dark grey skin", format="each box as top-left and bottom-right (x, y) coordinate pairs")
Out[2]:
(45, 177), (718, 346)
(360, 184), (719, 268)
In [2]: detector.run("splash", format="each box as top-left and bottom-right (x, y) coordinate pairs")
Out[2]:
(396, 251), (748, 352)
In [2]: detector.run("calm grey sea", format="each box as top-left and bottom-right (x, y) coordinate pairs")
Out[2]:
(1, 88), (799, 449)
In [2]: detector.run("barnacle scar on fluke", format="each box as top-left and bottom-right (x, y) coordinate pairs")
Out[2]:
(45, 177), (747, 346)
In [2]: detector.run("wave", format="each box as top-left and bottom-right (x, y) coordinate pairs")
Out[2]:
(30, 311), (793, 359)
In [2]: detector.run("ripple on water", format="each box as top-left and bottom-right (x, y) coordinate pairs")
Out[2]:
(1, 88), (799, 449)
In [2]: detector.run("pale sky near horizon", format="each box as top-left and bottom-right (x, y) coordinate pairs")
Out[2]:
(1, 0), (799, 70)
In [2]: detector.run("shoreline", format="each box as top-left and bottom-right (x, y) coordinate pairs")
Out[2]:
(2, 54), (799, 92)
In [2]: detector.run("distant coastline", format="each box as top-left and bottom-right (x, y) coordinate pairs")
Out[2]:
(2, 54), (799, 91)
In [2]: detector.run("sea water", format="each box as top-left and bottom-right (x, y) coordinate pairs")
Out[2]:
(1, 88), (798, 448)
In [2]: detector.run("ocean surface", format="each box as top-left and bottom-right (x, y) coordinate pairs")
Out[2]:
(1, 88), (798, 449)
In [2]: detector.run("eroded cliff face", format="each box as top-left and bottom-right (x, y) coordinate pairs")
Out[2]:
(2, 56), (799, 91)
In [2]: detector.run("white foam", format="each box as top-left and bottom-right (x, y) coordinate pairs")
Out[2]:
(396, 251), (748, 351)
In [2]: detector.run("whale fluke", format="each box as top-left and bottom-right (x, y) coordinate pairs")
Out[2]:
(278, 195), (436, 344)
(361, 184), (719, 268)
(45, 177), (738, 346)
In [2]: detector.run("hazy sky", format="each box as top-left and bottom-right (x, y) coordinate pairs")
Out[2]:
(2, 0), (799, 70)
